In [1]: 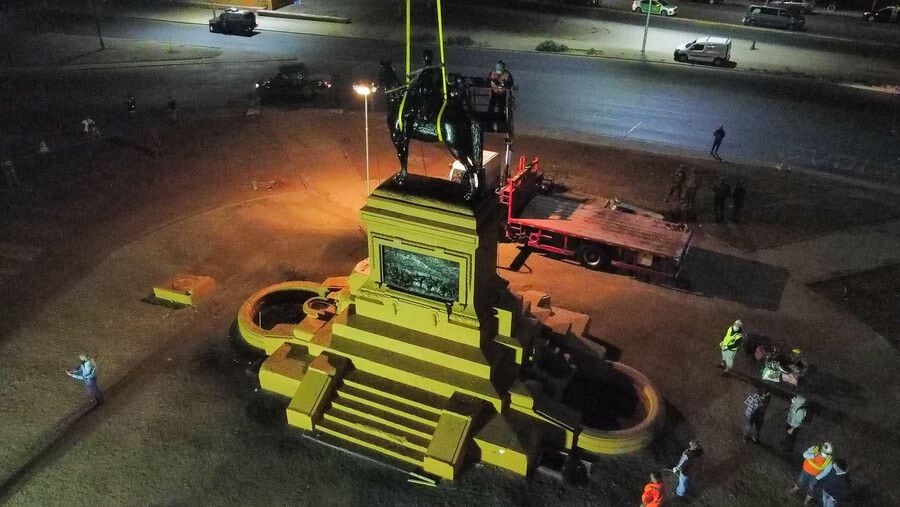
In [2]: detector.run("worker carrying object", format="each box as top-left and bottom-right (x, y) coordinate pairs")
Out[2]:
(791, 442), (834, 505)
(640, 472), (663, 507)
(488, 60), (513, 120)
(719, 319), (743, 375)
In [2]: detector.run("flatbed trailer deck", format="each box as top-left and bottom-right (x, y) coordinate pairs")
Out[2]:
(501, 157), (692, 277)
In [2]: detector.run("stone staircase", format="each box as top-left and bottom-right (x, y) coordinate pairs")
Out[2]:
(316, 369), (448, 467)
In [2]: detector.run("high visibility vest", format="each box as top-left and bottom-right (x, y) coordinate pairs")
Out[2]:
(803, 449), (833, 476)
(720, 326), (743, 351)
(642, 482), (663, 506)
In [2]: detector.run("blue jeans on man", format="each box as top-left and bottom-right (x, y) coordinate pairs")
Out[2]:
(85, 377), (104, 403)
(797, 470), (817, 495)
(676, 471), (689, 496)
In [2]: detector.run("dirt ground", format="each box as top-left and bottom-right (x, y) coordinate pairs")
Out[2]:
(1, 106), (898, 506)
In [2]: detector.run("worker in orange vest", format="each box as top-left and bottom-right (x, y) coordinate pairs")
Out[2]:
(790, 442), (834, 505)
(640, 471), (663, 506)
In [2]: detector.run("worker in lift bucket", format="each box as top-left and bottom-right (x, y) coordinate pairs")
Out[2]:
(488, 60), (513, 122)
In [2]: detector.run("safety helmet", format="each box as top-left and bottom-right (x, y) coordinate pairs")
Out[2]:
(791, 394), (806, 405)
(822, 442), (833, 455)
(79, 353), (89, 361)
(689, 440), (699, 449)
(495, 60), (506, 73)
(734, 319), (743, 329)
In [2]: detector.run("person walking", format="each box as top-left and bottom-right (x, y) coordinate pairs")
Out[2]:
(640, 472), (663, 507)
(719, 319), (744, 375)
(743, 388), (771, 443)
(672, 440), (704, 498)
(781, 394), (808, 454)
(819, 459), (850, 507)
(790, 442), (834, 505)
(712, 177), (731, 224)
(66, 353), (104, 404)
(665, 164), (686, 202)
(731, 179), (746, 223)
(711, 126), (726, 159)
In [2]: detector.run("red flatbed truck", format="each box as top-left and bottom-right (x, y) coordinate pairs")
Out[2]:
(500, 157), (693, 278)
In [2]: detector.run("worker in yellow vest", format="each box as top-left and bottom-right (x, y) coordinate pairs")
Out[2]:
(719, 319), (743, 374)
(790, 442), (834, 505)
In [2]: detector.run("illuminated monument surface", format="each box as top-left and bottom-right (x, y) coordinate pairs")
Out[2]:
(236, 174), (661, 480)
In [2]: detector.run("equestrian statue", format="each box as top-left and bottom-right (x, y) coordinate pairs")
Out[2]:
(378, 49), (485, 200)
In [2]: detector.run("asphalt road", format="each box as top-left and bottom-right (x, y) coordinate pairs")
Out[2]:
(3, 14), (899, 184)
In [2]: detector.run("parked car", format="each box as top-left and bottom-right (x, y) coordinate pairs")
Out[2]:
(769, 0), (816, 13)
(863, 6), (899, 22)
(743, 5), (805, 30)
(632, 0), (678, 16)
(255, 63), (333, 103)
(674, 37), (732, 66)
(209, 8), (257, 35)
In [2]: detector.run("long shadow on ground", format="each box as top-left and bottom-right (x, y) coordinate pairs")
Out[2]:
(679, 248), (789, 311)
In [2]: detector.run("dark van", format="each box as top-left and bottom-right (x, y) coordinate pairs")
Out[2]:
(209, 8), (257, 35)
(743, 5), (805, 30)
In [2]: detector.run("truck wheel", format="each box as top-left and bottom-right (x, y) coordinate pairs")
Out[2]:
(675, 53), (687, 62)
(578, 244), (610, 270)
(713, 57), (724, 67)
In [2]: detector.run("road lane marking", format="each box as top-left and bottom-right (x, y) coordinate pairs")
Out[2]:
(627, 121), (643, 136)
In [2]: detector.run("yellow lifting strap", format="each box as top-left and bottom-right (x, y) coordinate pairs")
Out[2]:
(396, 0), (449, 141)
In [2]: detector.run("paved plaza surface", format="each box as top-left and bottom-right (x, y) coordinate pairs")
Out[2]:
(0, 105), (898, 505)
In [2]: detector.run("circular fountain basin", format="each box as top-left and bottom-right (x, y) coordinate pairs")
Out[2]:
(237, 281), (329, 354)
(564, 361), (663, 455)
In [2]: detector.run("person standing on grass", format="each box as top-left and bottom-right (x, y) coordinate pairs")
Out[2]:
(791, 442), (834, 505)
(781, 394), (808, 454)
(719, 319), (743, 375)
(711, 125), (726, 159)
(640, 472), (663, 507)
(3, 158), (19, 189)
(743, 388), (771, 443)
(67, 353), (104, 405)
(166, 97), (179, 123)
(666, 164), (686, 202)
(672, 440), (704, 498)
(712, 176), (731, 224)
(819, 459), (850, 507)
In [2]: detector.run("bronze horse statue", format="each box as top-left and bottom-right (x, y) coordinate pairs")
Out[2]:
(378, 53), (484, 199)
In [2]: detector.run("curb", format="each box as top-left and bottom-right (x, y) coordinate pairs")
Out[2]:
(171, 0), (351, 23)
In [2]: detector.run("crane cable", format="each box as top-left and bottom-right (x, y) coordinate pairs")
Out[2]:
(396, 0), (449, 141)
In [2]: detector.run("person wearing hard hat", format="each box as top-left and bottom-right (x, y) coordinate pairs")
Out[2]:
(639, 471), (663, 507)
(791, 442), (834, 505)
(719, 319), (744, 375)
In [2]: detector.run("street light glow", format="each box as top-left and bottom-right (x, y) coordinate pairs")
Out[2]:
(353, 83), (375, 96)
